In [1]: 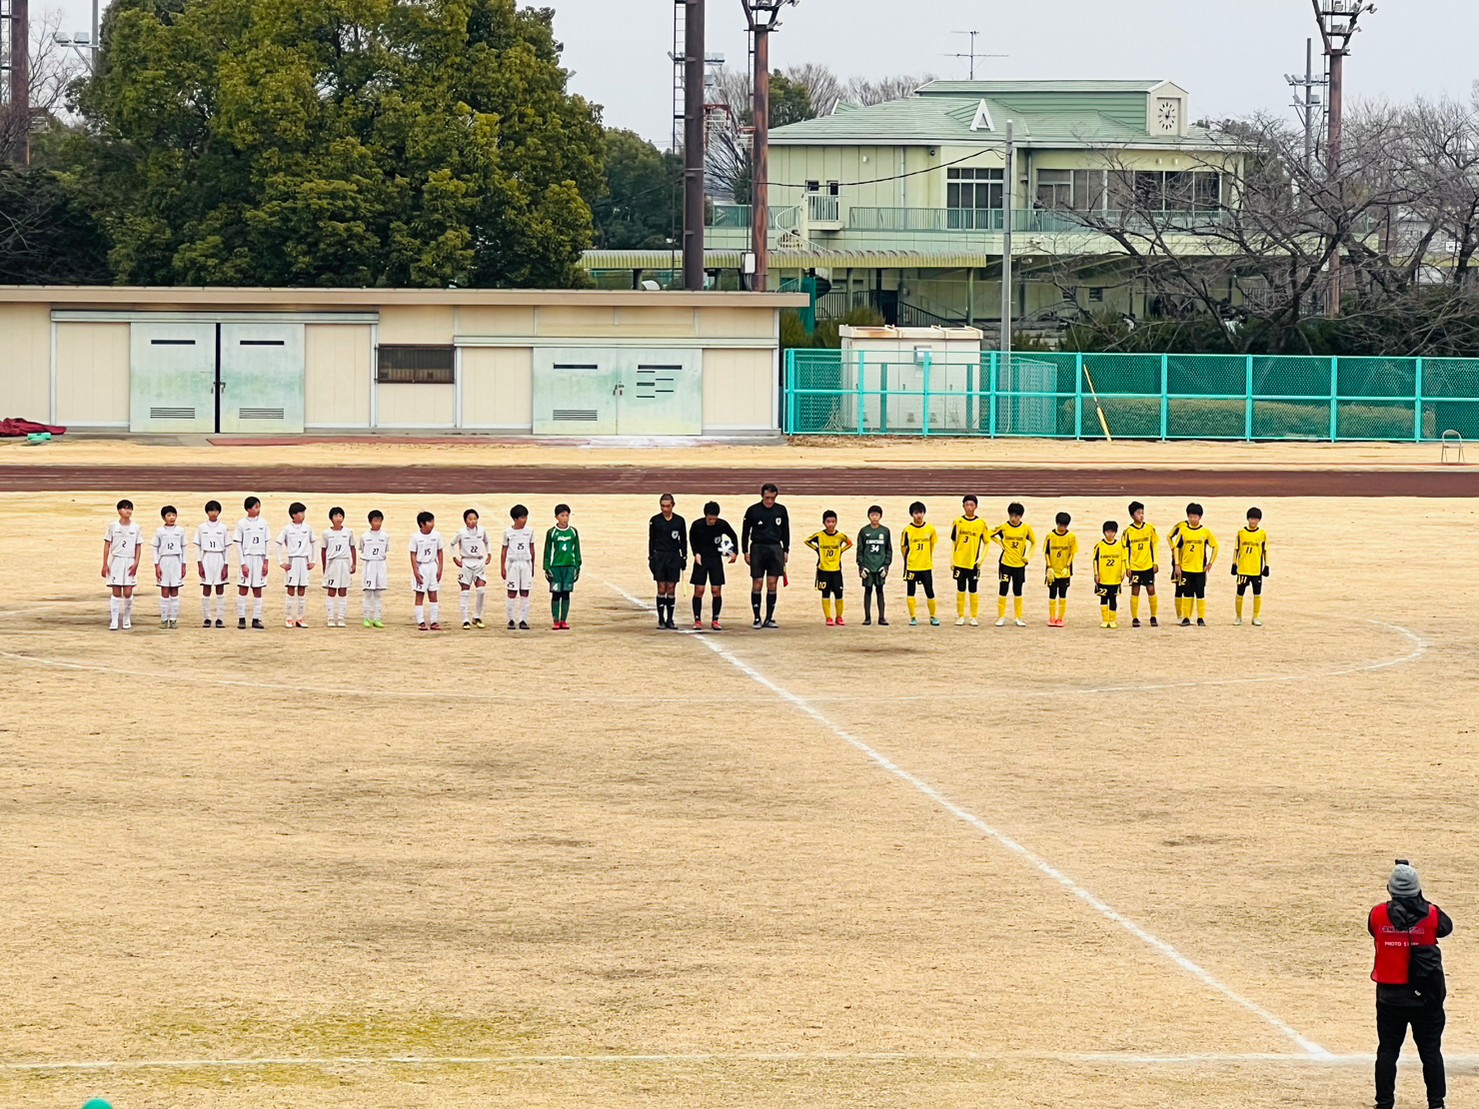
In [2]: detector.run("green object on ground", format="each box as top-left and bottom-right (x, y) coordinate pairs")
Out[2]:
(82, 1100), (113, 1109)
(25, 432), (52, 443)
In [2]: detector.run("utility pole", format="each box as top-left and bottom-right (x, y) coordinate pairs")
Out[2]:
(681, 0), (706, 291)
(946, 30), (1005, 82)
(1000, 120), (1015, 363)
(1, 0), (30, 166)
(1311, 0), (1374, 317)
(741, 0), (796, 293)
(1285, 37), (1324, 176)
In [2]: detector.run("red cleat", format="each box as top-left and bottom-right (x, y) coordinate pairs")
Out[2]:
(835, 616), (846, 626)
(825, 618), (835, 626)
(710, 620), (723, 631)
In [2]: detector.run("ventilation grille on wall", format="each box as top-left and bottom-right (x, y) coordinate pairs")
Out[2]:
(552, 409), (599, 422)
(239, 408), (286, 421)
(150, 407), (196, 420)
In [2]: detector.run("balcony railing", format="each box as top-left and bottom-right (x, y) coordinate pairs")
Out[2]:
(705, 204), (801, 231)
(807, 193), (841, 224)
(846, 208), (1233, 233)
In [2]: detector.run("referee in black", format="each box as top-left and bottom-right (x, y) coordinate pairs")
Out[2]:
(742, 483), (790, 628)
(647, 493), (687, 629)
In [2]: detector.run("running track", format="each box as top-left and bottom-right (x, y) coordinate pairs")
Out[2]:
(0, 465), (1475, 496)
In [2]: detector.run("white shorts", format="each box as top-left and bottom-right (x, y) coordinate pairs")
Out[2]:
(239, 557), (269, 589)
(106, 556), (137, 588)
(200, 552), (228, 587)
(322, 560), (353, 590)
(283, 556), (312, 589)
(458, 559), (489, 588)
(413, 568), (441, 594)
(361, 562), (387, 592)
(155, 556), (185, 590)
(505, 561), (534, 592)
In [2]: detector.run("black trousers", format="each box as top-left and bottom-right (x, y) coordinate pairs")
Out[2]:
(1375, 1000), (1445, 1108)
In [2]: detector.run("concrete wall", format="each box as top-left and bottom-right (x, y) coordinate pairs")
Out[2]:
(56, 322), (130, 426)
(305, 324), (372, 429)
(0, 304), (52, 419)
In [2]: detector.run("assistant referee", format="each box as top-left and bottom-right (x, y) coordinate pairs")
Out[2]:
(742, 483), (789, 628)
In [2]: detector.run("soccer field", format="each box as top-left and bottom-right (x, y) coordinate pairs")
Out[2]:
(1, 450), (1476, 1107)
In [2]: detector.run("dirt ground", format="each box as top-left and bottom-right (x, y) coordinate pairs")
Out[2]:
(1, 467), (1476, 1107)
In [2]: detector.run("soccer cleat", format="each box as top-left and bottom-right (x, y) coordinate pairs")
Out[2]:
(711, 620), (723, 631)
(508, 620), (517, 630)
(1180, 618), (1192, 627)
(1149, 617), (1160, 627)
(909, 617), (919, 626)
(463, 621), (473, 630)
(878, 618), (890, 626)
(753, 617), (763, 629)
(285, 618), (295, 628)
(862, 617), (872, 626)
(472, 619), (485, 629)
(1252, 618), (1263, 626)
(835, 616), (845, 626)
(559, 621), (570, 630)
(215, 619), (224, 628)
(695, 619), (704, 630)
(295, 621), (308, 629)
(1101, 620), (1110, 628)
(1196, 618), (1206, 627)
(203, 618), (212, 628)
(419, 622), (428, 631)
(518, 621), (530, 630)
(929, 617), (940, 626)
(552, 622), (562, 631)
(429, 622), (441, 631)
(122, 619), (132, 630)
(969, 618), (979, 627)
(251, 619), (264, 630)
(1234, 617), (1243, 626)
(825, 618), (835, 626)
(1109, 620), (1119, 629)
(955, 617), (966, 626)
(364, 618), (374, 628)
(665, 618), (677, 630)
(108, 619), (119, 631)
(238, 617), (247, 629)
(763, 618), (778, 629)
(994, 617), (1007, 627)
(1014, 618), (1027, 627)
(160, 617), (168, 628)
(1132, 618), (1142, 628)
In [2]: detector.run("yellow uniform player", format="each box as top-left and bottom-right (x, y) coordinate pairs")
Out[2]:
(1093, 521), (1127, 629)
(989, 501), (1037, 627)
(900, 500), (940, 626)
(1042, 511), (1079, 627)
(1232, 507), (1270, 627)
(805, 511), (853, 626)
(950, 495), (990, 626)
(1122, 501), (1161, 627)
(1167, 502), (1219, 626)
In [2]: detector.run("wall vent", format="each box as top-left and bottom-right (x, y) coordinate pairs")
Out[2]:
(552, 409), (599, 422)
(149, 407), (196, 420)
(239, 407), (285, 421)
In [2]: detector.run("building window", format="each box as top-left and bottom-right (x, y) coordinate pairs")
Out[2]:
(946, 167), (1004, 229)
(805, 180), (820, 192)
(1071, 170), (1107, 212)
(376, 345), (455, 384)
(1036, 169), (1073, 209)
(1088, 287), (1105, 302)
(1120, 170), (1223, 213)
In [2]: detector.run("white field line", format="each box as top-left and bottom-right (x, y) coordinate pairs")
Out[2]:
(0, 1050), (1469, 1074)
(606, 581), (1334, 1060)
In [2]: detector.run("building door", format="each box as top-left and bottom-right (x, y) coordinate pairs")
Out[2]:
(614, 351), (702, 435)
(129, 323), (217, 433)
(219, 323), (305, 433)
(534, 349), (702, 436)
(532, 355), (619, 435)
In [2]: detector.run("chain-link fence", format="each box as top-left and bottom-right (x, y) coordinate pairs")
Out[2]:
(784, 350), (1479, 441)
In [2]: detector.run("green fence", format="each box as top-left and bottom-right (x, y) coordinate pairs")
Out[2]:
(785, 350), (1479, 441)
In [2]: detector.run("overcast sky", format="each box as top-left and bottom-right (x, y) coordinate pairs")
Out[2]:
(53, 0), (1477, 145)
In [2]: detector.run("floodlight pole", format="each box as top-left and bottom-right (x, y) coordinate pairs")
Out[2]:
(1311, 0), (1369, 318)
(742, 0), (790, 292)
(681, 0), (706, 291)
(4, 0), (30, 165)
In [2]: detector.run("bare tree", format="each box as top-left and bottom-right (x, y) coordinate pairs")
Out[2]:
(845, 73), (932, 106)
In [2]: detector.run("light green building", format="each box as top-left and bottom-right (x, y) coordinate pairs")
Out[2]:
(585, 80), (1243, 332)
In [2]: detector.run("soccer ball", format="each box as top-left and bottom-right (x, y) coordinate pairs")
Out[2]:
(718, 535), (736, 558)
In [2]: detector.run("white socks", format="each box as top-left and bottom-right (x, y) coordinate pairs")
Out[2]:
(110, 597), (120, 626)
(238, 595), (248, 618)
(506, 595), (516, 622)
(520, 594), (531, 624)
(460, 592), (471, 622)
(415, 604), (425, 625)
(475, 588), (486, 618)
(429, 602), (439, 625)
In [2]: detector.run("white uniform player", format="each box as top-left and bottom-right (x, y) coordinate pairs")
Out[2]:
(152, 518), (188, 627)
(194, 516), (230, 627)
(358, 521), (391, 627)
(409, 526), (445, 629)
(232, 503), (272, 628)
(102, 514), (142, 630)
(277, 517), (316, 626)
(320, 522), (356, 627)
(452, 518), (491, 629)
(502, 520), (536, 628)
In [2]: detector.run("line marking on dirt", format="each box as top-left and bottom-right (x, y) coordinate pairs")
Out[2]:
(606, 581), (1333, 1060)
(2, 1050), (1466, 1073)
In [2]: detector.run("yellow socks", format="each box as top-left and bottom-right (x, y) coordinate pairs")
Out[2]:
(1235, 595), (1244, 619)
(957, 593), (967, 617)
(1131, 594), (1141, 620)
(1059, 599), (1068, 622)
(836, 599), (844, 620)
(970, 593), (980, 618)
(822, 598), (833, 621)
(1196, 598), (1206, 620)
(1149, 594), (1159, 618)
(907, 596), (918, 618)
(1100, 604), (1110, 624)
(927, 597), (938, 618)
(1253, 596), (1263, 620)
(1014, 597), (1024, 620)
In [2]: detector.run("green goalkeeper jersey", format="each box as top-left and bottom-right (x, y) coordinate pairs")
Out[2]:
(855, 524), (892, 573)
(543, 526), (582, 571)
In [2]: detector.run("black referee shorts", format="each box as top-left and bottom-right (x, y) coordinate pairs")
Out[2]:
(650, 555), (684, 583)
(691, 560), (727, 588)
(749, 542), (785, 581)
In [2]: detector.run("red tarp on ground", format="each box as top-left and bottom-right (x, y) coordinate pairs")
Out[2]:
(0, 419), (67, 437)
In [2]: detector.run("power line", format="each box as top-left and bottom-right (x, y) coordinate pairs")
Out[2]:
(770, 147), (997, 190)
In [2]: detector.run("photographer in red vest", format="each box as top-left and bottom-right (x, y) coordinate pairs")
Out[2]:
(1369, 859), (1453, 1109)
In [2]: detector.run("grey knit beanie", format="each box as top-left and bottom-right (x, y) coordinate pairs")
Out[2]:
(1388, 862), (1422, 898)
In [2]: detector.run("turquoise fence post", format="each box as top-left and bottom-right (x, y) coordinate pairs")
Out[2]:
(1244, 355), (1254, 440)
(1329, 356), (1340, 441)
(988, 351), (999, 437)
(880, 362), (889, 434)
(967, 357), (977, 434)
(1414, 357), (1424, 442)
(1074, 353), (1084, 439)
(856, 350), (866, 436)
(784, 348), (794, 434)
(1160, 353), (1170, 440)
(922, 350), (933, 436)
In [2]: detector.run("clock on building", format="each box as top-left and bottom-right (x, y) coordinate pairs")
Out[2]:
(1156, 98), (1180, 133)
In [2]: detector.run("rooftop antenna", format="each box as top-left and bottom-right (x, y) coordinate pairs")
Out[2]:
(1310, 0), (1374, 317)
(945, 31), (1005, 82)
